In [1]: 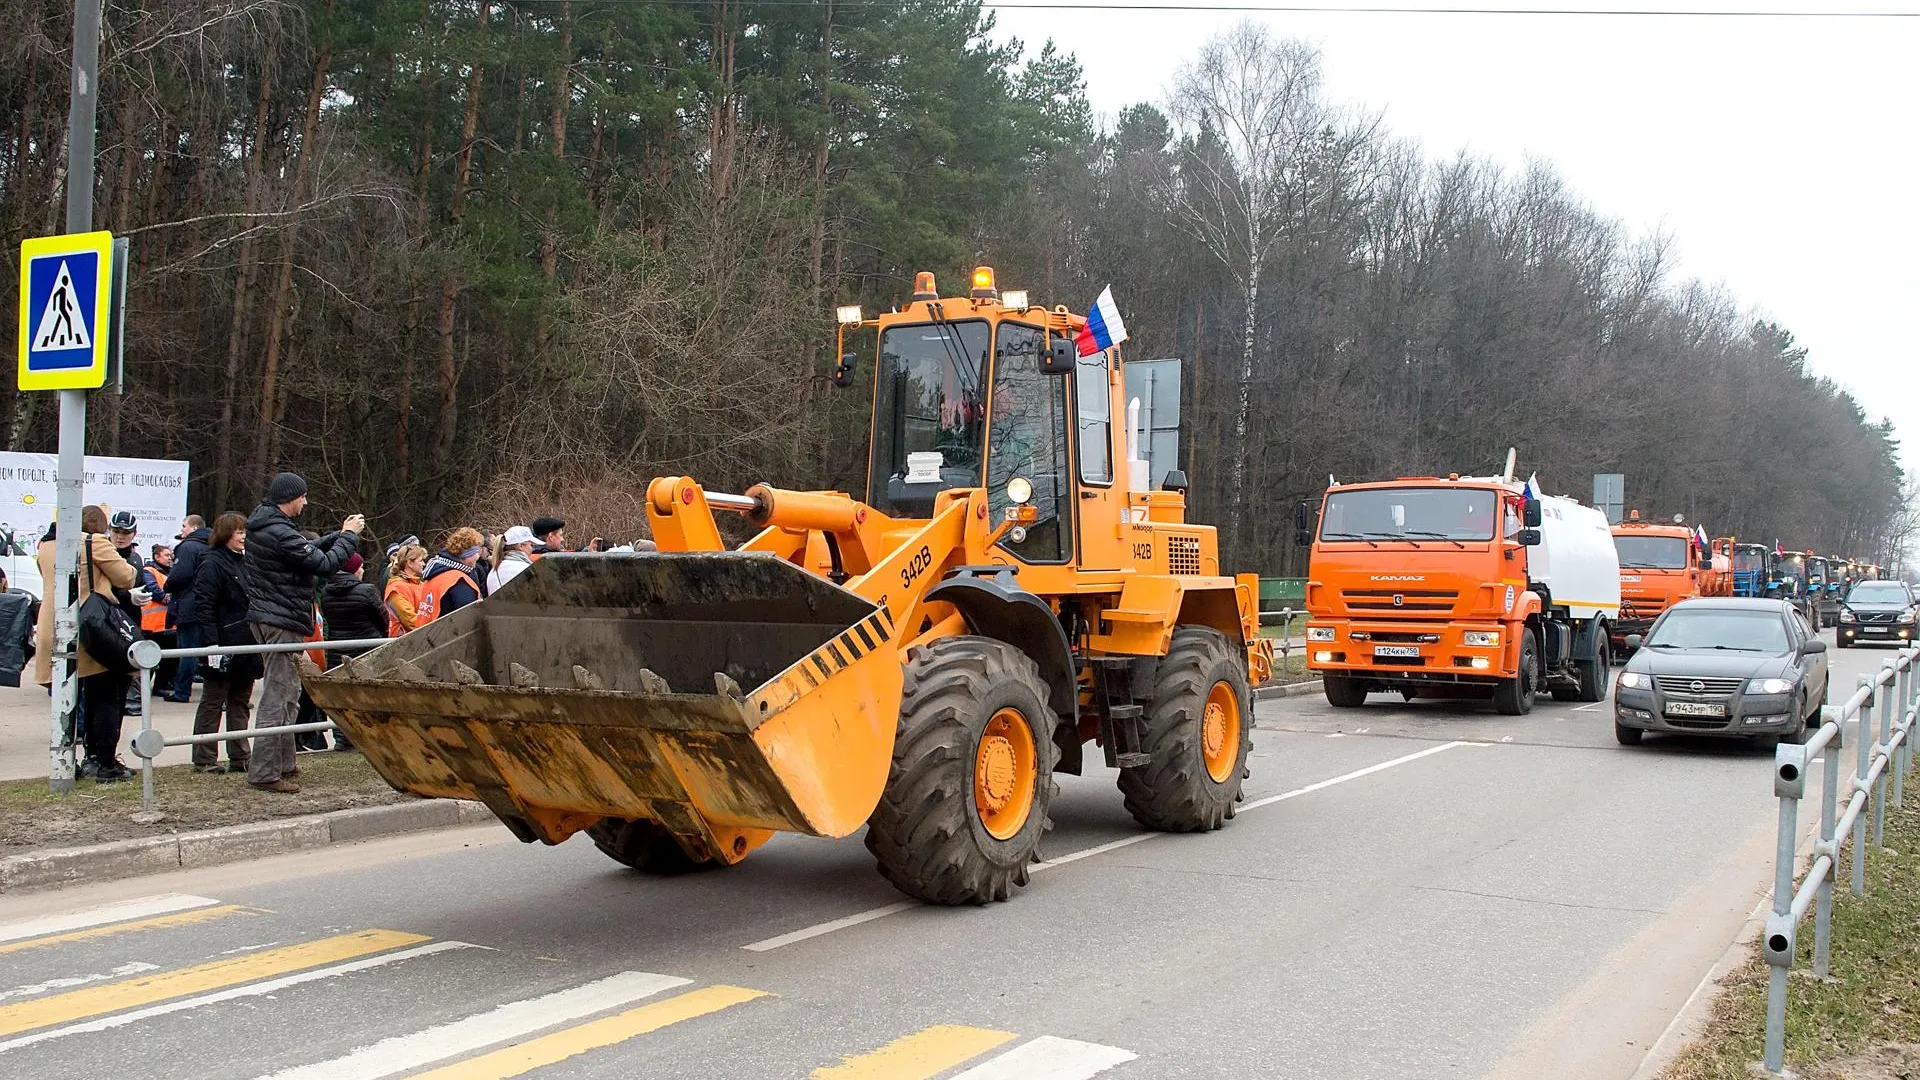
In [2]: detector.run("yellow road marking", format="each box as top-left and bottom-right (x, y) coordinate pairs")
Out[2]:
(812, 1025), (1019, 1080)
(0, 929), (426, 1037)
(0, 905), (255, 957)
(411, 985), (768, 1080)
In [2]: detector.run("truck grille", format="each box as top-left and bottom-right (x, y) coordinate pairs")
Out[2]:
(1343, 589), (1458, 612)
(1654, 675), (1743, 697)
(1167, 536), (1202, 576)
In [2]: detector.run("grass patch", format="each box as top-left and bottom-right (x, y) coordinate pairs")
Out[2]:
(1663, 796), (1920, 1080)
(0, 752), (413, 855)
(1262, 651), (1313, 685)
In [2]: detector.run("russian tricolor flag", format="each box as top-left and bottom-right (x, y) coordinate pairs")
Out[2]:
(1076, 285), (1129, 356)
(1695, 525), (1710, 552)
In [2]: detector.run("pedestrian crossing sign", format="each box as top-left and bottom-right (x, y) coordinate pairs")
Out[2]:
(17, 230), (114, 391)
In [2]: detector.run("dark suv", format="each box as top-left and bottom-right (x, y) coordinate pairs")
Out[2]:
(1836, 579), (1917, 648)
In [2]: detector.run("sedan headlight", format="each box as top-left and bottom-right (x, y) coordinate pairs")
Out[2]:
(1307, 627), (1336, 642)
(1463, 631), (1501, 647)
(1901, 611), (1917, 625)
(1840, 610), (1857, 623)
(1749, 678), (1795, 695)
(1618, 671), (1651, 690)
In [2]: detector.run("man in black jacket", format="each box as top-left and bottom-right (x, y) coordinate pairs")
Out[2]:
(242, 472), (363, 793)
(163, 515), (209, 702)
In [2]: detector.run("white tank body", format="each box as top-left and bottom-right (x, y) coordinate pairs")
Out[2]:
(1526, 495), (1622, 619)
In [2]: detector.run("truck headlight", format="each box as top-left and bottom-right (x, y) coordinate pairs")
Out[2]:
(1307, 627), (1335, 642)
(1749, 678), (1795, 695)
(1463, 631), (1500, 647)
(1618, 671), (1651, 690)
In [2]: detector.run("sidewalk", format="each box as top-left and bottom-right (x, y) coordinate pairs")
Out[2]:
(1, 682), (203, 782)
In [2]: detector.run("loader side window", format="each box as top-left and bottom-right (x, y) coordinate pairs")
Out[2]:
(987, 321), (1072, 564)
(868, 320), (991, 517)
(1076, 349), (1112, 485)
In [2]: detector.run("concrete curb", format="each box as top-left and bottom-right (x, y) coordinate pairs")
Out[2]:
(0, 799), (496, 894)
(1255, 679), (1323, 700)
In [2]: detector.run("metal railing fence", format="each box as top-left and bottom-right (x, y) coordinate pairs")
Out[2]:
(1760, 645), (1918, 1075)
(122, 636), (390, 814)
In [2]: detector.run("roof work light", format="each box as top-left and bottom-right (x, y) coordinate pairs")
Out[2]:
(1000, 289), (1029, 310)
(970, 266), (997, 299)
(835, 305), (863, 325)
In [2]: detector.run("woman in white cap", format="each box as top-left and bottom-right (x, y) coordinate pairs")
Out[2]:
(487, 526), (538, 594)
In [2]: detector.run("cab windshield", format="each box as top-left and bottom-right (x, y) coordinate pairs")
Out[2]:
(867, 319), (990, 517)
(1734, 547), (1767, 572)
(1319, 486), (1501, 543)
(1615, 535), (1689, 570)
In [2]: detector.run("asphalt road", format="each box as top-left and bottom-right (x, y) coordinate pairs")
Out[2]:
(0, 631), (1895, 1080)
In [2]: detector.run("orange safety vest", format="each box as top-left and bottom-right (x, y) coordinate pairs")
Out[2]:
(417, 568), (474, 626)
(141, 567), (170, 634)
(383, 576), (425, 636)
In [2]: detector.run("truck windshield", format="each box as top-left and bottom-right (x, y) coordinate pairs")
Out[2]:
(1645, 609), (1790, 653)
(867, 319), (990, 517)
(1320, 487), (1499, 543)
(1614, 535), (1689, 570)
(1734, 548), (1766, 572)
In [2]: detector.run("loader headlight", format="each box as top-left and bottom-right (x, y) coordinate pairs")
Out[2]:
(1000, 289), (1029, 310)
(1006, 477), (1033, 505)
(1008, 526), (1028, 543)
(1463, 631), (1501, 647)
(835, 304), (863, 325)
(1307, 627), (1335, 642)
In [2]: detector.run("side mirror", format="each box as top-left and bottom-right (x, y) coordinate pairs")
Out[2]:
(1697, 555), (1711, 569)
(1625, 634), (1643, 649)
(1516, 528), (1542, 547)
(1800, 638), (1828, 655)
(1523, 498), (1543, 528)
(830, 352), (857, 388)
(1293, 501), (1312, 548)
(1042, 337), (1077, 376)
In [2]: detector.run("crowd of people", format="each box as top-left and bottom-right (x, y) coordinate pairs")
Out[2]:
(31, 471), (651, 793)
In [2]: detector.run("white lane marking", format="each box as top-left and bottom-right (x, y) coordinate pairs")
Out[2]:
(741, 903), (918, 953)
(0, 941), (477, 1054)
(1324, 732), (1346, 738)
(742, 741), (1470, 952)
(0, 894), (218, 944)
(951, 1035), (1137, 1079)
(249, 970), (692, 1080)
(0, 963), (160, 1003)
(1573, 702), (1607, 712)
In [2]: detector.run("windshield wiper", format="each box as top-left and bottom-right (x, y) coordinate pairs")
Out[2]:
(1400, 530), (1466, 549)
(1644, 642), (1683, 648)
(1321, 531), (1381, 548)
(1699, 645), (1763, 651)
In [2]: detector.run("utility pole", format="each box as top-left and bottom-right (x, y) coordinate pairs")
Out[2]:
(49, 0), (103, 791)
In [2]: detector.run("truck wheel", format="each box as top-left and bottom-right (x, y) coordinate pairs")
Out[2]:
(588, 818), (718, 875)
(865, 636), (1055, 906)
(1324, 675), (1369, 708)
(1117, 626), (1252, 833)
(1492, 630), (1538, 716)
(1571, 630), (1609, 703)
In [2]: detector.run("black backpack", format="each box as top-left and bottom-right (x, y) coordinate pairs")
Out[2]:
(76, 541), (140, 673)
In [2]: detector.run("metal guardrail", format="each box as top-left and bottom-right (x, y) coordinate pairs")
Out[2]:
(1760, 645), (1918, 1075)
(123, 636), (390, 816)
(1260, 608), (1299, 659)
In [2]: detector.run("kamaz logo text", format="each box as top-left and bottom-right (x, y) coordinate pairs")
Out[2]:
(1369, 576), (1426, 582)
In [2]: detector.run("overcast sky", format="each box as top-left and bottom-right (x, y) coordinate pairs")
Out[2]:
(990, 0), (1919, 480)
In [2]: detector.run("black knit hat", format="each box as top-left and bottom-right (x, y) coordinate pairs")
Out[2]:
(267, 472), (309, 504)
(531, 516), (566, 539)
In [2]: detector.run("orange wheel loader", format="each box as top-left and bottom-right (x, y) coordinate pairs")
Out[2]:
(302, 268), (1273, 906)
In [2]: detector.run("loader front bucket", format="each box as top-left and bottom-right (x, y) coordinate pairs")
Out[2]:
(302, 552), (904, 861)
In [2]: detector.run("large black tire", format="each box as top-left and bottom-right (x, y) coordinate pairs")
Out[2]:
(1324, 675), (1369, 708)
(1493, 630), (1539, 716)
(588, 818), (717, 875)
(1614, 721), (1643, 746)
(1117, 626), (1253, 832)
(864, 636), (1056, 906)
(1556, 627), (1608, 703)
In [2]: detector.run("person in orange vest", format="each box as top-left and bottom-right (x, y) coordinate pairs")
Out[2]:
(383, 543), (429, 636)
(418, 528), (485, 624)
(141, 546), (172, 636)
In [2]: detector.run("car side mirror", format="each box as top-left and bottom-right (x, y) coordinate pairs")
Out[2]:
(1042, 337), (1076, 376)
(830, 352), (857, 387)
(1523, 498), (1543, 528)
(1625, 634), (1643, 650)
(1516, 528), (1542, 547)
(1800, 638), (1827, 655)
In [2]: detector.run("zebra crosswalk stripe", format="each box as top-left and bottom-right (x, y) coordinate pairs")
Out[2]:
(948, 1036), (1138, 1080)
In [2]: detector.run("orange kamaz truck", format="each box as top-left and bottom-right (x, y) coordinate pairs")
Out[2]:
(1609, 511), (1731, 654)
(1298, 461), (1621, 715)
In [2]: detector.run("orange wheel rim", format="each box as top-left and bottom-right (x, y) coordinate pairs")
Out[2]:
(1202, 682), (1241, 783)
(975, 708), (1037, 840)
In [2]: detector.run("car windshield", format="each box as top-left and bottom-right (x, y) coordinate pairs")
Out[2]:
(1615, 535), (1689, 569)
(1644, 609), (1790, 653)
(1847, 583), (1910, 605)
(1319, 486), (1501, 543)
